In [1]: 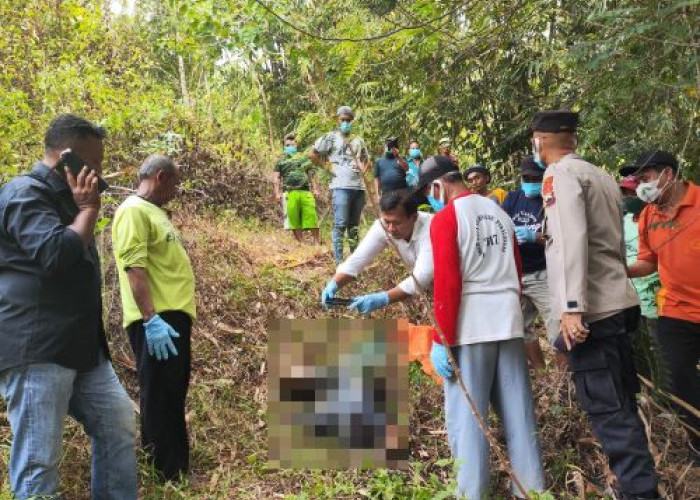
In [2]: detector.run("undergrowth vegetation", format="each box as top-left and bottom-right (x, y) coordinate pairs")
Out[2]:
(3, 153), (696, 499)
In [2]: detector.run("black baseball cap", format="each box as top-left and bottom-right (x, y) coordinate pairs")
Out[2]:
(531, 110), (579, 133)
(413, 155), (458, 192)
(631, 150), (678, 173)
(618, 165), (638, 177)
(519, 156), (542, 176)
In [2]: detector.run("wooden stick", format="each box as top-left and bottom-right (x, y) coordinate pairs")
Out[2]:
(638, 374), (700, 421)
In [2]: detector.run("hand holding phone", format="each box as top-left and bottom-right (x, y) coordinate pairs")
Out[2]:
(65, 165), (100, 211)
(57, 149), (109, 193)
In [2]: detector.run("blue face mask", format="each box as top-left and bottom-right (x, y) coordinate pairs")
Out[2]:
(427, 195), (445, 212)
(339, 121), (352, 134)
(521, 182), (542, 197)
(409, 148), (421, 159)
(284, 146), (297, 155)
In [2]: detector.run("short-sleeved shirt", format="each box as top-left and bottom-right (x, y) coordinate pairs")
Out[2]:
(502, 189), (546, 274)
(112, 195), (197, 328)
(623, 213), (661, 319)
(637, 182), (700, 322)
(313, 130), (369, 190)
(274, 153), (314, 191)
(405, 157), (423, 188)
(374, 154), (408, 193)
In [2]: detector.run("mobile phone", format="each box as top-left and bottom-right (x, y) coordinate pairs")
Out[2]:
(325, 297), (353, 307)
(386, 137), (399, 150)
(57, 149), (109, 192)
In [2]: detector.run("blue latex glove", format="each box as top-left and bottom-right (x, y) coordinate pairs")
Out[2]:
(143, 314), (180, 361)
(321, 279), (339, 307)
(514, 226), (537, 244)
(430, 342), (454, 380)
(348, 291), (390, 314)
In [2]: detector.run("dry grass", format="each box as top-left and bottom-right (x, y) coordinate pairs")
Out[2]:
(1, 160), (697, 499)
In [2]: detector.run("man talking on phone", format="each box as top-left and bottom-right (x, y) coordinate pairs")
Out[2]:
(0, 114), (137, 499)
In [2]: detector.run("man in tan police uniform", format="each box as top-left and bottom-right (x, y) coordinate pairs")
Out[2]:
(532, 110), (659, 500)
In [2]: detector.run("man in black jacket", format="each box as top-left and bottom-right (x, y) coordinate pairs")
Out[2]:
(0, 114), (137, 499)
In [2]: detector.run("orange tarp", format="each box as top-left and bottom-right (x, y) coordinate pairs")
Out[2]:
(407, 324), (442, 385)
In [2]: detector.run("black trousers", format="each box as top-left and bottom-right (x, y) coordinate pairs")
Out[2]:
(128, 310), (191, 481)
(567, 310), (657, 495)
(656, 316), (700, 451)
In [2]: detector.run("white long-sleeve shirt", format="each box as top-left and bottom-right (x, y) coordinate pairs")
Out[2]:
(337, 212), (434, 296)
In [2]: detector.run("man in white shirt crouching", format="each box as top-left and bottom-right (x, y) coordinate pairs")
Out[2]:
(320, 189), (433, 314)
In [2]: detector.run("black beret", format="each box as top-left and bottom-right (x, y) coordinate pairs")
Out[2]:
(632, 150), (678, 172)
(531, 110), (579, 133)
(519, 156), (542, 176)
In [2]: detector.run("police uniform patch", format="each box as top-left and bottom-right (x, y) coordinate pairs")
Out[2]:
(542, 176), (556, 207)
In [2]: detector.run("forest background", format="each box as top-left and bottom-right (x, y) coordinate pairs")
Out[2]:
(0, 0), (698, 499)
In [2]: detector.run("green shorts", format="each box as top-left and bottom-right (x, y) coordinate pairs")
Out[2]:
(286, 190), (318, 230)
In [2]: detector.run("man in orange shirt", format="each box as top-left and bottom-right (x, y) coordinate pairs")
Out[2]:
(627, 150), (700, 460)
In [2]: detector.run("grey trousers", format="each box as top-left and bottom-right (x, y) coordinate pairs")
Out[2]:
(445, 338), (545, 499)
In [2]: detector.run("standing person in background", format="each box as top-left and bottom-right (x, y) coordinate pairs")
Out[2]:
(502, 156), (559, 372)
(405, 140), (423, 189)
(627, 150), (700, 462)
(112, 155), (196, 482)
(618, 170), (662, 379)
(533, 110), (660, 500)
(0, 114), (137, 499)
(373, 137), (408, 204)
(310, 106), (370, 265)
(274, 133), (321, 244)
(437, 137), (459, 167)
(465, 164), (507, 204)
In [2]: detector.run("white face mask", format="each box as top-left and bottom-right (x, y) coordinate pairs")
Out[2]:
(636, 178), (661, 203)
(636, 169), (671, 204)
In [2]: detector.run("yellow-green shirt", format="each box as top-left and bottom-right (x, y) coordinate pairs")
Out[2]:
(112, 195), (196, 328)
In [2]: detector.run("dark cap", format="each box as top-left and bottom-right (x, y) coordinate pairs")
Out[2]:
(519, 155), (542, 176)
(531, 110), (579, 133)
(414, 155), (458, 192)
(464, 164), (489, 178)
(632, 150), (678, 173)
(618, 165), (638, 177)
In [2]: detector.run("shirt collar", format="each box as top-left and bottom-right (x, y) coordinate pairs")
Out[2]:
(678, 182), (698, 207)
(31, 162), (71, 193)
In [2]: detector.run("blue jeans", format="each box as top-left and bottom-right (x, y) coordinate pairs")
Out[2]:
(0, 357), (137, 499)
(332, 188), (366, 264)
(445, 339), (545, 499)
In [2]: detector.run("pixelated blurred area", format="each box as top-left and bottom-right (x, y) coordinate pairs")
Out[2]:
(267, 318), (409, 469)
